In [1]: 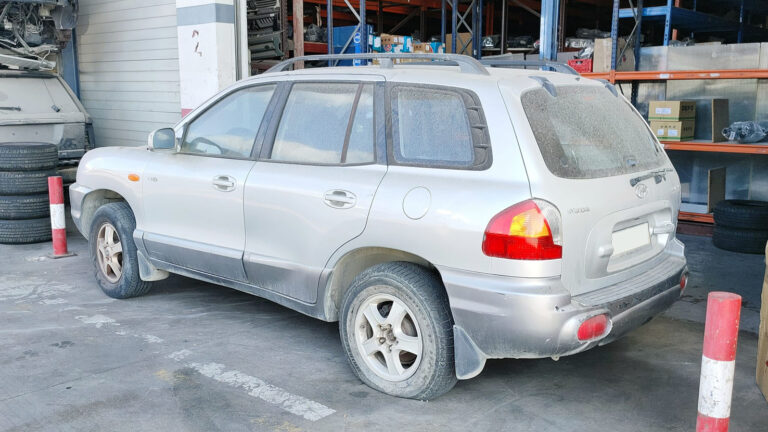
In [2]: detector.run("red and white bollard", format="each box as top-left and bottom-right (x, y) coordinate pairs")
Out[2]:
(47, 176), (74, 258)
(696, 291), (742, 432)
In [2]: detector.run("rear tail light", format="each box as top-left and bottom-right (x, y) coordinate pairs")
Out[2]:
(482, 199), (562, 260)
(680, 273), (689, 292)
(577, 314), (610, 341)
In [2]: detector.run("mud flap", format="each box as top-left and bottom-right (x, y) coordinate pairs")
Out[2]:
(137, 250), (169, 282)
(454, 325), (487, 380)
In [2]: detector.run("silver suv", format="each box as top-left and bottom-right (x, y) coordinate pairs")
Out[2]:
(70, 54), (688, 400)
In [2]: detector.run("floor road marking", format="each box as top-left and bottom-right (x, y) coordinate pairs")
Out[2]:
(166, 351), (334, 421)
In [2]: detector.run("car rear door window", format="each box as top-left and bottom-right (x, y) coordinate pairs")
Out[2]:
(270, 82), (375, 165)
(181, 84), (276, 158)
(391, 86), (489, 168)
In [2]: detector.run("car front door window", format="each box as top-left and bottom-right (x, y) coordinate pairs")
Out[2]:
(182, 84), (277, 158)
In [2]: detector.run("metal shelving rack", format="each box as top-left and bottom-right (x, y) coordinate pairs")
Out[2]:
(591, 1), (768, 224)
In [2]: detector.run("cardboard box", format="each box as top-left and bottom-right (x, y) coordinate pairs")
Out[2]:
(694, 99), (730, 142)
(650, 120), (695, 141)
(649, 100), (697, 121)
(446, 33), (472, 55)
(377, 34), (412, 53)
(593, 37), (635, 72)
(758, 246), (768, 402)
(413, 42), (445, 54)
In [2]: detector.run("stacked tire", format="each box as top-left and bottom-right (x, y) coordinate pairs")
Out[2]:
(0, 143), (57, 244)
(712, 199), (768, 254)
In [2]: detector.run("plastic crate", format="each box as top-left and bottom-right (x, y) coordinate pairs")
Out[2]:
(567, 58), (592, 73)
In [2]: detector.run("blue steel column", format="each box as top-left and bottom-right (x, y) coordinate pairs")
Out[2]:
(327, 0), (334, 61)
(631, 0), (644, 106)
(441, 0), (446, 46)
(476, 0), (483, 59)
(663, 0), (672, 45)
(451, 0), (457, 53)
(60, 31), (79, 97)
(737, 0), (744, 43)
(610, 0), (619, 70)
(539, 0), (559, 61)
(360, 0), (367, 60)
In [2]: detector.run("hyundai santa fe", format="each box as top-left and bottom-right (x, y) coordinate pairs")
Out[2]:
(70, 53), (688, 400)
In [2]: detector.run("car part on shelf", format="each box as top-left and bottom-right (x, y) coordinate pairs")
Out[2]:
(0, 1), (78, 69)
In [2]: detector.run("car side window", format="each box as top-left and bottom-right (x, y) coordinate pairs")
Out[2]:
(181, 84), (276, 158)
(390, 85), (490, 169)
(270, 82), (375, 165)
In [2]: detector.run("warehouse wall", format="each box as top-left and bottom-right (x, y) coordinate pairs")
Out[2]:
(76, 0), (182, 147)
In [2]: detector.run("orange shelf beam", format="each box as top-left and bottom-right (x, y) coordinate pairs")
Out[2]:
(582, 69), (768, 83)
(661, 141), (768, 155)
(678, 211), (714, 224)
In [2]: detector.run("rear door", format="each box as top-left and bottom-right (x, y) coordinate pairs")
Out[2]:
(504, 81), (682, 295)
(242, 77), (386, 303)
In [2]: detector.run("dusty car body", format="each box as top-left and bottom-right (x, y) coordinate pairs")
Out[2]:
(70, 54), (688, 399)
(0, 70), (92, 162)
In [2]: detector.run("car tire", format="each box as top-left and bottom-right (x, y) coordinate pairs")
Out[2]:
(0, 169), (57, 195)
(0, 143), (59, 171)
(339, 262), (457, 400)
(0, 217), (51, 244)
(0, 194), (50, 220)
(712, 225), (768, 254)
(88, 202), (152, 299)
(713, 199), (768, 230)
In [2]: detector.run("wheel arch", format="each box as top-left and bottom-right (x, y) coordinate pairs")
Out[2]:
(79, 189), (131, 240)
(321, 247), (447, 322)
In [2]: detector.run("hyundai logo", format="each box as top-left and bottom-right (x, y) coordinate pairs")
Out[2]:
(634, 183), (648, 199)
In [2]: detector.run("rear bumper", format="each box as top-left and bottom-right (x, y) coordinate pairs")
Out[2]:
(438, 241), (687, 379)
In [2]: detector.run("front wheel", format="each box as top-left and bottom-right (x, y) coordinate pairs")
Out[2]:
(339, 262), (457, 400)
(88, 202), (152, 299)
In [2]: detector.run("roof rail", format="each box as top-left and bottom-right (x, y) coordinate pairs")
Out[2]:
(265, 53), (490, 75)
(479, 56), (578, 75)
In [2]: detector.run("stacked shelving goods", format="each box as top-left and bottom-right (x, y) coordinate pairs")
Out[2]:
(582, 0), (768, 225)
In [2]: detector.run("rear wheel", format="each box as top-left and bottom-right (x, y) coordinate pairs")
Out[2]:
(88, 202), (152, 298)
(340, 262), (456, 400)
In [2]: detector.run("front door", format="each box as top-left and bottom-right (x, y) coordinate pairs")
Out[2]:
(142, 83), (278, 281)
(243, 78), (386, 303)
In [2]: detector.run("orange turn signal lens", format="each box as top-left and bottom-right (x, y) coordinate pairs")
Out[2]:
(128, 174), (140, 182)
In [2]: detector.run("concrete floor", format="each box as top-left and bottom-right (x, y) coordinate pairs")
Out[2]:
(0, 228), (766, 431)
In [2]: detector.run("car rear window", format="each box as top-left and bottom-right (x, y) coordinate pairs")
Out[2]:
(520, 85), (665, 179)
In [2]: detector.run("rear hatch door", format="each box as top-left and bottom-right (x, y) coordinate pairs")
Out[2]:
(502, 78), (682, 296)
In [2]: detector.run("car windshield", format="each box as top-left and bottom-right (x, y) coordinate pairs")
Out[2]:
(520, 85), (665, 179)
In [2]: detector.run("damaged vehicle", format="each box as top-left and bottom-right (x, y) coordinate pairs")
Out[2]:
(0, 0), (91, 168)
(70, 53), (688, 400)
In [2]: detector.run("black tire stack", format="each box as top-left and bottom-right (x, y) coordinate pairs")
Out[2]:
(0, 143), (57, 245)
(712, 200), (768, 254)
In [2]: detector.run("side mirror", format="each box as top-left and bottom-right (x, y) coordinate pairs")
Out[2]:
(148, 128), (176, 151)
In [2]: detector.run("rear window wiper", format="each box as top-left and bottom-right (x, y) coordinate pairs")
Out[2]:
(630, 168), (672, 187)
(0, 106), (21, 111)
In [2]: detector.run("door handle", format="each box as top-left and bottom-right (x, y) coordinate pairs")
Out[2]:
(324, 190), (356, 209)
(212, 175), (236, 192)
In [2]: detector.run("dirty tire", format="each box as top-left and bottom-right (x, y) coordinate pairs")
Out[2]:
(0, 143), (59, 171)
(88, 202), (152, 299)
(712, 225), (768, 254)
(0, 217), (51, 244)
(0, 169), (57, 195)
(340, 262), (456, 400)
(0, 194), (50, 219)
(713, 200), (768, 230)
